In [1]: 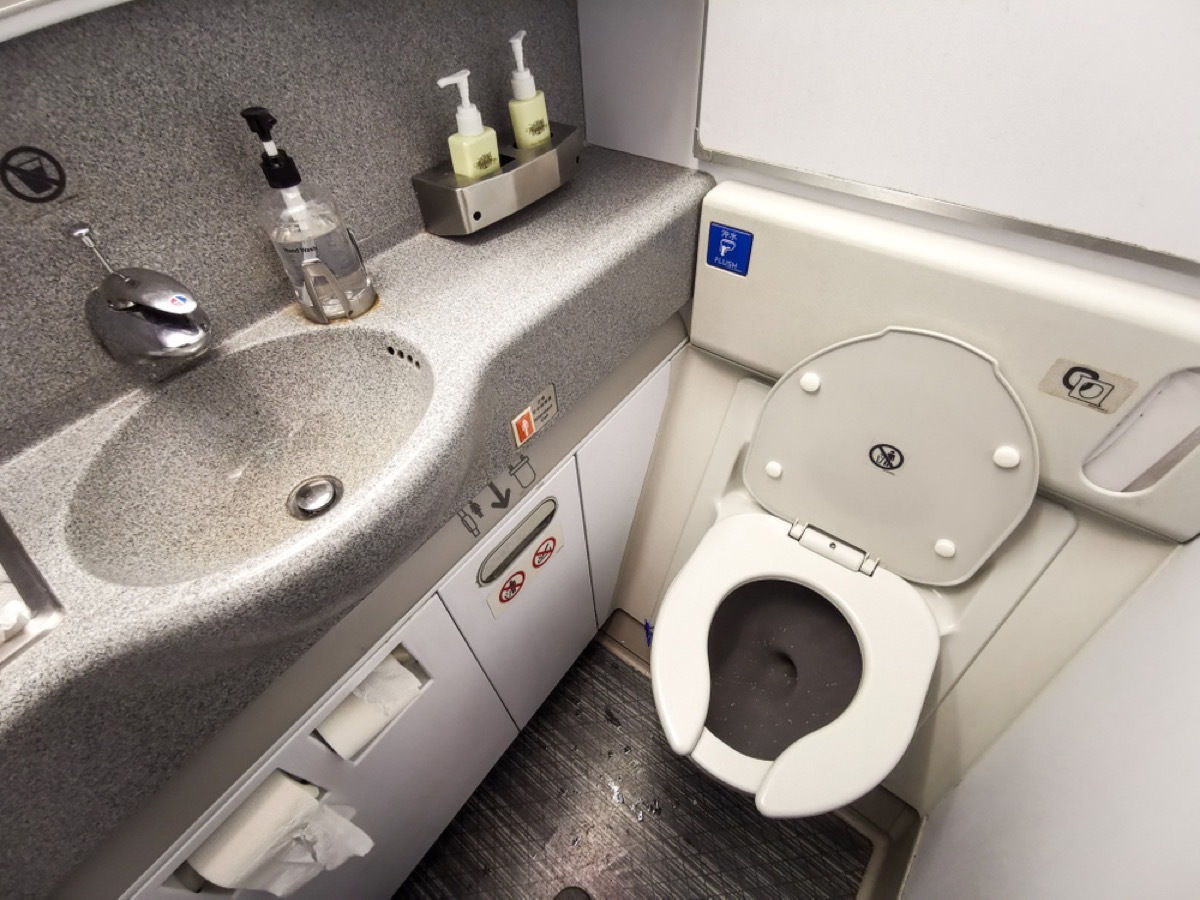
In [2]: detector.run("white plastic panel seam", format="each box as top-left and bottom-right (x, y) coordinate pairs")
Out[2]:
(655, 376), (773, 621)
(576, 350), (678, 625)
(917, 499), (1078, 722)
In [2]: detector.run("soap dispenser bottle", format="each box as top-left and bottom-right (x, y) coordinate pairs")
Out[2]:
(506, 30), (551, 150)
(239, 107), (377, 324)
(437, 70), (501, 179)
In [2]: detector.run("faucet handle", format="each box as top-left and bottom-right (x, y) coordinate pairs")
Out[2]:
(68, 224), (198, 315)
(68, 223), (121, 277)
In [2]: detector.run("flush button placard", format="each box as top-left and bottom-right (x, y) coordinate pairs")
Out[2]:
(511, 384), (559, 447)
(706, 222), (753, 276)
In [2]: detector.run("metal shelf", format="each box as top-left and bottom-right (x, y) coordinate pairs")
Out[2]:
(411, 123), (583, 236)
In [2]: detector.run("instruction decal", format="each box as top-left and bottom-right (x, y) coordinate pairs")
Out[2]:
(1, 146), (65, 203)
(706, 222), (753, 276)
(487, 481), (512, 510)
(1038, 359), (1138, 414)
(486, 519), (565, 619)
(869, 443), (904, 471)
(511, 385), (559, 448)
(532, 537), (556, 568)
(499, 571), (526, 603)
(456, 454), (538, 540)
(509, 454), (536, 487)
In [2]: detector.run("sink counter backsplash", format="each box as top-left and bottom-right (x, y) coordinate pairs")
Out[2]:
(0, 147), (713, 899)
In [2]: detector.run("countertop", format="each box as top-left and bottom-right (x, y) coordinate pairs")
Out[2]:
(0, 147), (713, 900)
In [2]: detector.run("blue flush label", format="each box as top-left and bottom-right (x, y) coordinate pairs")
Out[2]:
(707, 222), (753, 276)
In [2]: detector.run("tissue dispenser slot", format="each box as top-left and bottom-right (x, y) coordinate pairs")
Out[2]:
(314, 647), (427, 760)
(411, 122), (583, 236)
(186, 771), (372, 896)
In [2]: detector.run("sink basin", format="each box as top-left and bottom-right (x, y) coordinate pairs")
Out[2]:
(67, 329), (433, 587)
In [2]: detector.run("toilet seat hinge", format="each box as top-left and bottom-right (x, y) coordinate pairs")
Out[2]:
(789, 523), (879, 575)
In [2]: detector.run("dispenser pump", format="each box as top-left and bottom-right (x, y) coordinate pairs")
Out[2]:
(240, 107), (301, 189)
(508, 30), (537, 101)
(436, 69), (484, 137)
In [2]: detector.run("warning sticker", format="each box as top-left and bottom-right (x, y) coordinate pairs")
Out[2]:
(532, 537), (556, 568)
(511, 384), (559, 448)
(1038, 359), (1138, 414)
(485, 520), (565, 619)
(499, 571), (525, 603)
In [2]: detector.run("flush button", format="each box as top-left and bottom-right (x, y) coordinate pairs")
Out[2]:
(993, 446), (1021, 468)
(765, 460), (783, 479)
(934, 539), (957, 558)
(799, 372), (821, 393)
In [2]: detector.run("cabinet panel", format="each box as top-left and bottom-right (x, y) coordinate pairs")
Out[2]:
(277, 595), (517, 900)
(439, 458), (597, 727)
(576, 357), (674, 623)
(135, 596), (515, 900)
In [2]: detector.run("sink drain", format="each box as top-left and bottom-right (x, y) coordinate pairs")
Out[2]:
(287, 475), (343, 520)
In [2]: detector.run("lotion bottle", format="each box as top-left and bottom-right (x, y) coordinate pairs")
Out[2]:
(437, 69), (501, 179)
(506, 30), (551, 149)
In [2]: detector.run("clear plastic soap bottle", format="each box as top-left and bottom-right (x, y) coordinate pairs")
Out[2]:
(506, 30), (551, 150)
(437, 70), (501, 179)
(240, 107), (377, 324)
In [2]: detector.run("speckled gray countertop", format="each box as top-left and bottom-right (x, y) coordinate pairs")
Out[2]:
(0, 147), (713, 899)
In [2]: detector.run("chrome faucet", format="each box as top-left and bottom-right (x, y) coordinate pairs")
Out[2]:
(69, 224), (211, 378)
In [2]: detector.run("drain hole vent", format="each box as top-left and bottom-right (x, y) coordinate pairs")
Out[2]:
(383, 345), (422, 369)
(287, 475), (343, 520)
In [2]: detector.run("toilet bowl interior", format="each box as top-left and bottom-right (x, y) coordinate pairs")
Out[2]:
(707, 579), (863, 761)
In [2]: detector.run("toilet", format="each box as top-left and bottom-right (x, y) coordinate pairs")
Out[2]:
(651, 327), (1039, 818)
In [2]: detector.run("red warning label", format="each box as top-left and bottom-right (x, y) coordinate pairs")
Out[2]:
(512, 408), (535, 447)
(499, 571), (526, 603)
(532, 537), (556, 568)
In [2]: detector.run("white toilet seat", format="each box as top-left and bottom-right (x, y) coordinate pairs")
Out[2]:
(652, 511), (940, 818)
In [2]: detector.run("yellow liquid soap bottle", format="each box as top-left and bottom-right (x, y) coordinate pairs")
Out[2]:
(507, 30), (551, 150)
(437, 69), (501, 179)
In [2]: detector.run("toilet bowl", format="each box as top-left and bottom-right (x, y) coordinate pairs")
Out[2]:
(651, 327), (1038, 817)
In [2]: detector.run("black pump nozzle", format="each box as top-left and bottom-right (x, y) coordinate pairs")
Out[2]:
(239, 105), (301, 189)
(240, 106), (277, 142)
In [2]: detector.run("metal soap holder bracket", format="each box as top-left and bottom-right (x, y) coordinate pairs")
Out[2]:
(411, 122), (582, 236)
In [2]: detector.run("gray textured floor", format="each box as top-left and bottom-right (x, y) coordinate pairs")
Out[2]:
(397, 643), (872, 899)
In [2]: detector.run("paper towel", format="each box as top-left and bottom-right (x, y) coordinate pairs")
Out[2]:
(315, 651), (424, 760)
(0, 582), (30, 644)
(188, 771), (373, 896)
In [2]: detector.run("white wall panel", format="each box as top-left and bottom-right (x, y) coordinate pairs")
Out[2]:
(905, 540), (1200, 899)
(699, 0), (1200, 262)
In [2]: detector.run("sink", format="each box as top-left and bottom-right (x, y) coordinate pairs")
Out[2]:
(67, 329), (433, 587)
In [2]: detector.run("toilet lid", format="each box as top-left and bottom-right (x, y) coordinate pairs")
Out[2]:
(744, 328), (1038, 586)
